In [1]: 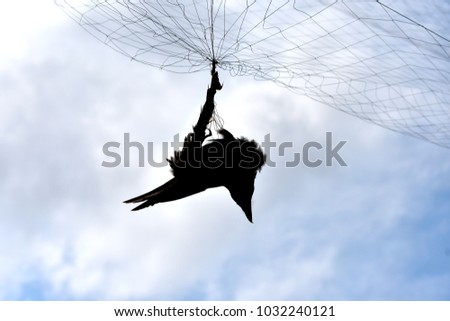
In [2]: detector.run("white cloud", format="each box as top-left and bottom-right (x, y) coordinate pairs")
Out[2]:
(0, 0), (449, 301)
(0, 2), (65, 68)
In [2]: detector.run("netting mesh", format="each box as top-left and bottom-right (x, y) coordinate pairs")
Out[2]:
(56, 0), (450, 148)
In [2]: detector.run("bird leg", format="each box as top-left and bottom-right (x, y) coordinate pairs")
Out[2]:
(192, 71), (222, 143)
(167, 71), (223, 172)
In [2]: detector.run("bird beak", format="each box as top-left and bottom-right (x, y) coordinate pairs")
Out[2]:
(235, 198), (253, 223)
(227, 180), (255, 223)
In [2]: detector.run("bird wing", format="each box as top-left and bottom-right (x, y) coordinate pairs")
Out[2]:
(124, 177), (209, 211)
(124, 178), (178, 204)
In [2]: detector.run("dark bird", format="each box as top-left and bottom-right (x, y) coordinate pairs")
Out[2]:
(124, 70), (266, 222)
(124, 128), (265, 222)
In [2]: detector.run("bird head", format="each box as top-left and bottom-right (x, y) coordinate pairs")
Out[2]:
(227, 175), (256, 223)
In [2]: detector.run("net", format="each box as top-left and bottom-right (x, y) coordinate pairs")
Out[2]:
(56, 0), (450, 148)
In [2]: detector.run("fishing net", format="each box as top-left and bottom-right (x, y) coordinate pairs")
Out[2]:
(56, 0), (450, 147)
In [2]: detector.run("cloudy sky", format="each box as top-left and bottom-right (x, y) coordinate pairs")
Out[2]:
(1, 1), (449, 300)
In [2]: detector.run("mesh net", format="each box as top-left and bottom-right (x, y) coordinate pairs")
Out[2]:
(56, 0), (450, 148)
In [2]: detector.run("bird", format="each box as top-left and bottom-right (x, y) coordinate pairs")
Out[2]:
(124, 128), (265, 222)
(125, 70), (265, 222)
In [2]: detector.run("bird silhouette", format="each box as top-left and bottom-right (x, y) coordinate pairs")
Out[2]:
(124, 70), (266, 222)
(124, 128), (265, 222)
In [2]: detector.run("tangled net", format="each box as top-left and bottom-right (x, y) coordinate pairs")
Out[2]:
(56, 0), (450, 148)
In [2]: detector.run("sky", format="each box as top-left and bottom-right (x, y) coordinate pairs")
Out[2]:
(0, 1), (449, 300)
